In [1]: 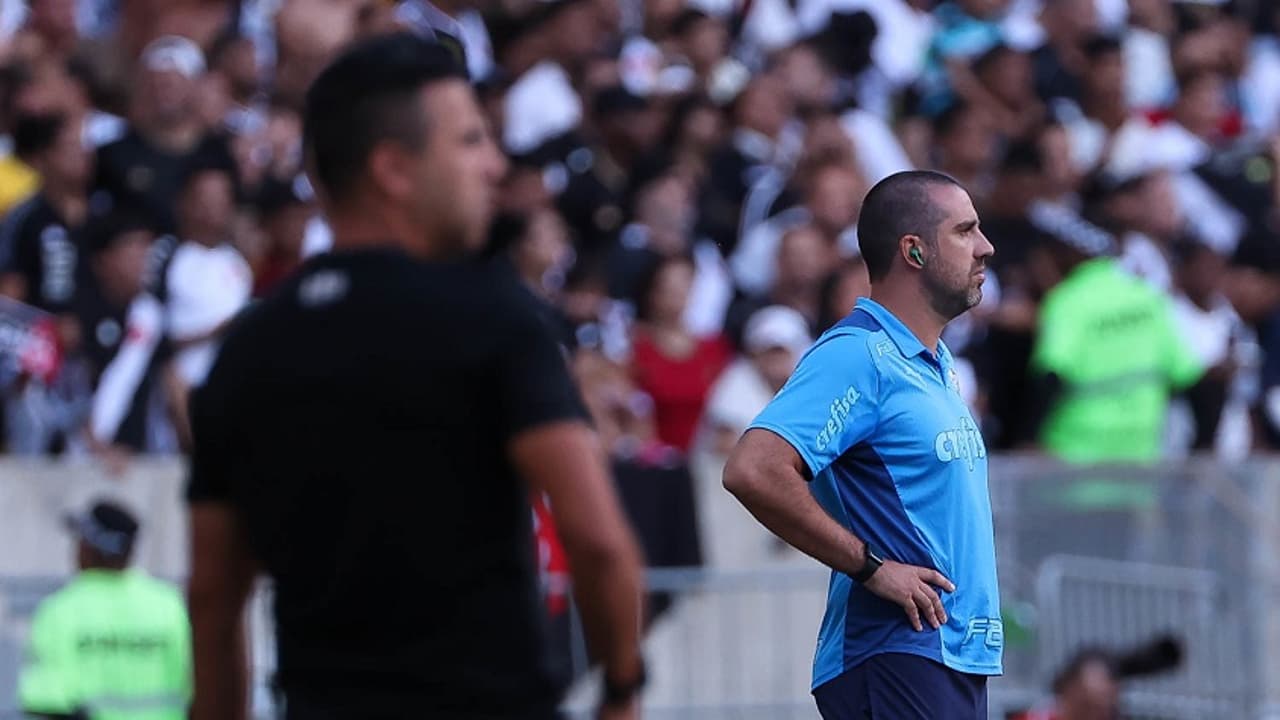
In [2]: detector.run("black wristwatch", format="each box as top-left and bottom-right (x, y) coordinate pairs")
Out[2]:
(602, 658), (647, 707)
(852, 543), (885, 583)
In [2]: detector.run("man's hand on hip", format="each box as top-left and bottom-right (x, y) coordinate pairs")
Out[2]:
(863, 561), (955, 632)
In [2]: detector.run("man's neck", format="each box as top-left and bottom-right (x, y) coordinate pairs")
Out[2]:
(327, 207), (446, 261)
(869, 282), (947, 354)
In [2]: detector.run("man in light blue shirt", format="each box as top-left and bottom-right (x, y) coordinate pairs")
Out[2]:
(724, 170), (1000, 719)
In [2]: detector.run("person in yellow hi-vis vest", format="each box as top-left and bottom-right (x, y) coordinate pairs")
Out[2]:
(19, 500), (191, 719)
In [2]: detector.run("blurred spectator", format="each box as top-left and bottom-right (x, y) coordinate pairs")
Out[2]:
(271, 0), (362, 110)
(1025, 202), (1203, 463)
(1014, 635), (1182, 720)
(19, 500), (191, 719)
(1033, 0), (1100, 103)
(499, 0), (602, 156)
(0, 111), (93, 455)
(731, 156), (863, 297)
(973, 43), (1045, 142)
(670, 9), (729, 88)
(608, 168), (695, 298)
(658, 93), (726, 186)
(1087, 169), (1183, 293)
(815, 257), (870, 333)
(154, 162), (251, 446)
(697, 71), (793, 255)
(0, 68), (42, 215)
(696, 304), (810, 459)
(0, 112), (91, 313)
(920, 0), (1008, 116)
(10, 0), (80, 66)
(251, 172), (315, 297)
(728, 222), (836, 344)
(630, 253), (732, 452)
(556, 85), (664, 251)
(206, 31), (264, 136)
(931, 99), (998, 204)
(79, 211), (174, 458)
(93, 35), (237, 235)
(1015, 648), (1119, 720)
(1168, 238), (1257, 456)
(1058, 34), (1129, 174)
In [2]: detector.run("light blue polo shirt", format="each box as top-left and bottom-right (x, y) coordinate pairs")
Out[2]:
(749, 297), (1003, 690)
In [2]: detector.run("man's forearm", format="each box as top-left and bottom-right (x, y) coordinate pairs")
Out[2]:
(190, 607), (249, 720)
(724, 458), (866, 577)
(565, 538), (645, 682)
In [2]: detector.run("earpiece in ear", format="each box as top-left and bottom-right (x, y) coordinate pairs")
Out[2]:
(910, 246), (924, 267)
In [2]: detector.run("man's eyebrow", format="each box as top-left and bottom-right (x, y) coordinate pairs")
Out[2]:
(955, 219), (978, 231)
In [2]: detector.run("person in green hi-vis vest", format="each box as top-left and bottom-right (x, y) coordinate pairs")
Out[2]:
(1023, 199), (1204, 465)
(19, 500), (191, 720)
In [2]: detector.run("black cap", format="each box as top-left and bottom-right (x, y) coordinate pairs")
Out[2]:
(64, 500), (139, 559)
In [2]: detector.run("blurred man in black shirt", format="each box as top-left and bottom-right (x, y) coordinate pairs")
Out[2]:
(93, 35), (236, 234)
(0, 111), (93, 454)
(0, 111), (92, 313)
(186, 33), (646, 720)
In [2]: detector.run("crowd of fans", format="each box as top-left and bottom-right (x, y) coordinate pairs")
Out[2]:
(1, 0), (1280, 477)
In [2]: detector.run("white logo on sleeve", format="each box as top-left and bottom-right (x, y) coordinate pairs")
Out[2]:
(815, 386), (862, 452)
(962, 618), (1004, 648)
(934, 417), (987, 471)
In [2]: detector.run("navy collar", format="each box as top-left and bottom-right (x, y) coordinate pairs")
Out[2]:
(853, 297), (933, 360)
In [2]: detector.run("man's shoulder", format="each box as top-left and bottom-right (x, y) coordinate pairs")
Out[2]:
(222, 254), (527, 341)
(2, 193), (52, 230)
(809, 314), (892, 364)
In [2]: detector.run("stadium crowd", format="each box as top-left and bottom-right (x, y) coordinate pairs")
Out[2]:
(1, 0), (1280, 504)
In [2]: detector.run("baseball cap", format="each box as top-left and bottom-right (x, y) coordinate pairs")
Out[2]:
(141, 35), (206, 79)
(744, 305), (812, 355)
(64, 500), (139, 559)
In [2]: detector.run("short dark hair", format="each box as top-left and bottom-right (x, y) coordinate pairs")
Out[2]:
(1052, 647), (1116, 695)
(303, 32), (467, 200)
(88, 209), (156, 256)
(12, 111), (66, 161)
(856, 170), (961, 282)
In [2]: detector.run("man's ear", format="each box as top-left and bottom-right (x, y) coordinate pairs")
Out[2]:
(900, 234), (925, 268)
(366, 142), (415, 202)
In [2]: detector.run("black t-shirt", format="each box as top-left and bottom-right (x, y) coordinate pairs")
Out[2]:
(0, 193), (87, 313)
(187, 247), (586, 715)
(94, 129), (236, 234)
